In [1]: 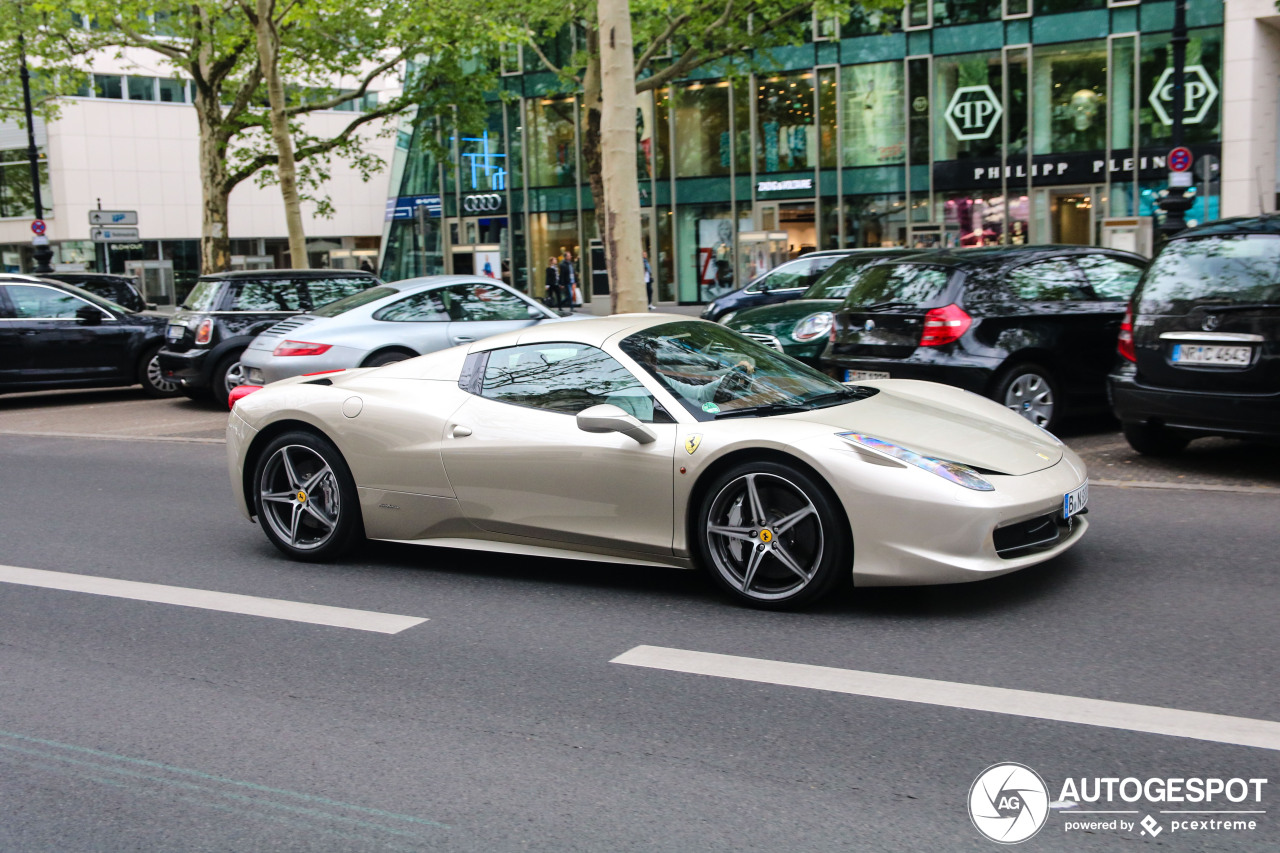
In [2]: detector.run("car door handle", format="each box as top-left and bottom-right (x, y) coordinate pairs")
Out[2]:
(451, 425), (473, 438)
(451, 336), (475, 344)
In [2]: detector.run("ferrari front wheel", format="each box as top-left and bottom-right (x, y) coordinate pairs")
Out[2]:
(695, 461), (850, 609)
(253, 431), (362, 562)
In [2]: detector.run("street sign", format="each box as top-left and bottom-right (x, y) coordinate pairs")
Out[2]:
(31, 219), (46, 236)
(1169, 172), (1193, 188)
(91, 227), (141, 242)
(88, 210), (139, 226)
(1169, 147), (1193, 172)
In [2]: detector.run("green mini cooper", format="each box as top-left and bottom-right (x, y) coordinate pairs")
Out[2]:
(722, 249), (917, 365)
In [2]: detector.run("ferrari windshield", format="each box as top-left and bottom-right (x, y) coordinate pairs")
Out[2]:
(620, 321), (871, 421)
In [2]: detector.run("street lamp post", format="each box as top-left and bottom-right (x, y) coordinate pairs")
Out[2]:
(1157, 0), (1193, 240)
(18, 28), (54, 274)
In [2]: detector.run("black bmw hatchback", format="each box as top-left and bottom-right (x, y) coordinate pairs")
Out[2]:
(1110, 216), (1280, 454)
(819, 245), (1146, 430)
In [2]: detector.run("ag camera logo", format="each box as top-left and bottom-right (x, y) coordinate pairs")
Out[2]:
(969, 763), (1050, 844)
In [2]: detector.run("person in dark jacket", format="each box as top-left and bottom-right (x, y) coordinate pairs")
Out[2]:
(559, 251), (577, 307)
(544, 257), (564, 309)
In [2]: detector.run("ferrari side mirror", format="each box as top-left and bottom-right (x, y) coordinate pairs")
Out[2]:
(576, 404), (657, 444)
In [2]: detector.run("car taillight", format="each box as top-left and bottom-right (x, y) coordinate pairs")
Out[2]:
(194, 318), (214, 345)
(920, 304), (971, 347)
(1118, 302), (1136, 362)
(227, 384), (263, 410)
(273, 340), (333, 357)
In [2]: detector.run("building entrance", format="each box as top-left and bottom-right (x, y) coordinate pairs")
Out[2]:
(1034, 187), (1097, 246)
(448, 217), (508, 281)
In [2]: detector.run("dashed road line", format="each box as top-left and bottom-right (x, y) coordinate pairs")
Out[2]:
(0, 564), (426, 634)
(612, 646), (1280, 752)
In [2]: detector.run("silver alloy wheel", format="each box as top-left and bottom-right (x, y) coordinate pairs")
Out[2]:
(223, 361), (247, 395)
(1003, 372), (1054, 427)
(258, 444), (342, 551)
(147, 354), (179, 394)
(704, 472), (824, 602)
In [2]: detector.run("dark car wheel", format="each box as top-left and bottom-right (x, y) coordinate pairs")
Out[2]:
(694, 460), (850, 610)
(138, 345), (181, 398)
(362, 349), (416, 368)
(1122, 421), (1190, 457)
(993, 363), (1060, 431)
(212, 352), (247, 408)
(253, 431), (362, 562)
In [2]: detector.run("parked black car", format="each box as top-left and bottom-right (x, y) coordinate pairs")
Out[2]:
(1110, 216), (1280, 454)
(158, 270), (381, 406)
(699, 250), (854, 322)
(0, 274), (177, 397)
(819, 246), (1147, 430)
(41, 272), (152, 313)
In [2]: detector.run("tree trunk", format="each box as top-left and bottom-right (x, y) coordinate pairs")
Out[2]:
(596, 0), (646, 314)
(580, 30), (606, 290)
(255, 0), (308, 269)
(196, 94), (231, 274)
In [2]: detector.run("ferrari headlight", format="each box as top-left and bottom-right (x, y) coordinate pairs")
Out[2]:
(792, 312), (834, 342)
(838, 432), (995, 491)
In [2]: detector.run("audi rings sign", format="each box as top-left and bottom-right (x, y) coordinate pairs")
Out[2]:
(463, 193), (505, 214)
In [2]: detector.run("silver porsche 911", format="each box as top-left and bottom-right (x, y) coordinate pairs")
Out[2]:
(227, 314), (1089, 609)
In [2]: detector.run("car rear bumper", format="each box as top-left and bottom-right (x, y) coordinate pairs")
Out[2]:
(157, 348), (212, 389)
(240, 344), (366, 385)
(818, 353), (999, 394)
(1109, 369), (1280, 440)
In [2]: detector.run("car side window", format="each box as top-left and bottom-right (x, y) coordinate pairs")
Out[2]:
(1006, 259), (1092, 301)
(479, 342), (668, 422)
(232, 280), (304, 311)
(437, 283), (537, 321)
(303, 277), (377, 310)
(1074, 256), (1143, 300)
(373, 289), (450, 322)
(747, 260), (808, 293)
(4, 284), (99, 319)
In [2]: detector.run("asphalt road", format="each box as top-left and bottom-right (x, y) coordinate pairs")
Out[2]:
(0, 394), (1277, 851)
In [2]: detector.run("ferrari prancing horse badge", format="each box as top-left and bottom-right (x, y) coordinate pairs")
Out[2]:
(684, 434), (702, 455)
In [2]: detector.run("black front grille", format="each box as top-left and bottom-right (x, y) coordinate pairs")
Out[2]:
(993, 512), (1069, 559)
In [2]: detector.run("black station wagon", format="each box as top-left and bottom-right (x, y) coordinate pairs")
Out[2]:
(158, 270), (381, 406)
(819, 246), (1147, 430)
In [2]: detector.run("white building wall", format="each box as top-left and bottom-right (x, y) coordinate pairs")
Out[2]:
(1221, 0), (1280, 217)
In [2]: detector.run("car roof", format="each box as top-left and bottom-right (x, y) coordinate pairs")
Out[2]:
(464, 312), (691, 352)
(859, 245), (1146, 271)
(381, 274), (518, 292)
(42, 272), (134, 281)
(1167, 215), (1280, 239)
(198, 269), (379, 281)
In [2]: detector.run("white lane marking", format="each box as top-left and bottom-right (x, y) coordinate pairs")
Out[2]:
(0, 565), (425, 634)
(611, 646), (1280, 752)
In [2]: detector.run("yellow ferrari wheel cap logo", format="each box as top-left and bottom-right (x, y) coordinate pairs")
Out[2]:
(759, 529), (773, 543)
(296, 491), (307, 502)
(684, 434), (702, 455)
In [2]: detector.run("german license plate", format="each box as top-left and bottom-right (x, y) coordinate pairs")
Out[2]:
(166, 324), (184, 342)
(1171, 344), (1251, 366)
(845, 369), (890, 381)
(1063, 482), (1088, 520)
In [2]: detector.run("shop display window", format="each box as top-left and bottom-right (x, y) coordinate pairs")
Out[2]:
(1032, 40), (1108, 155)
(1139, 28), (1222, 149)
(677, 204), (746, 302)
(756, 72), (816, 173)
(674, 82), (732, 177)
(843, 195), (909, 247)
(934, 52), (1004, 162)
(528, 97), (578, 188)
(940, 193), (1029, 247)
(841, 62), (906, 167)
(932, 0), (1002, 26)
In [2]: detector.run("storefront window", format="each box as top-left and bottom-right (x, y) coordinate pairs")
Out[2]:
(1036, 0), (1105, 13)
(456, 110), (508, 194)
(842, 62), (905, 167)
(528, 211), (579, 297)
(381, 218), (445, 282)
(907, 58), (930, 165)
(934, 52), (1003, 163)
(527, 96), (577, 187)
(0, 149), (51, 219)
(674, 82), (732, 177)
(397, 122), (442, 197)
(757, 72), (816, 172)
(504, 100), (524, 191)
(677, 204), (740, 302)
(1031, 40), (1108, 155)
(1140, 28), (1222, 149)
(818, 69), (838, 168)
(933, 0), (1001, 26)
(843, 194), (908, 247)
(939, 192), (1029, 247)
(654, 87), (672, 179)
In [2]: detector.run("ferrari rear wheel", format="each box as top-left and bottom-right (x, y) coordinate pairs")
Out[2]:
(696, 461), (849, 609)
(253, 431), (361, 562)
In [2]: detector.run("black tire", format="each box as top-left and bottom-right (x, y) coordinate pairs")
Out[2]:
(362, 349), (416, 368)
(992, 362), (1061, 431)
(1122, 420), (1190, 456)
(693, 460), (850, 610)
(137, 344), (181, 398)
(252, 430), (363, 562)
(211, 351), (247, 408)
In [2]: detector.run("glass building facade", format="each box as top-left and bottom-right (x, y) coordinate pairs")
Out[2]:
(381, 0), (1224, 305)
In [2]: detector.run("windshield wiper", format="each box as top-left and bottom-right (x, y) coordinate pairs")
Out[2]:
(795, 388), (866, 409)
(714, 403), (810, 419)
(857, 300), (916, 312)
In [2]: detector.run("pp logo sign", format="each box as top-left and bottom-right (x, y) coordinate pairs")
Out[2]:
(1148, 65), (1218, 126)
(969, 763), (1050, 844)
(944, 85), (1003, 141)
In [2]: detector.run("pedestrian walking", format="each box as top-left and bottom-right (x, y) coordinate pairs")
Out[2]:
(643, 250), (654, 310)
(544, 256), (564, 309)
(559, 251), (579, 307)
